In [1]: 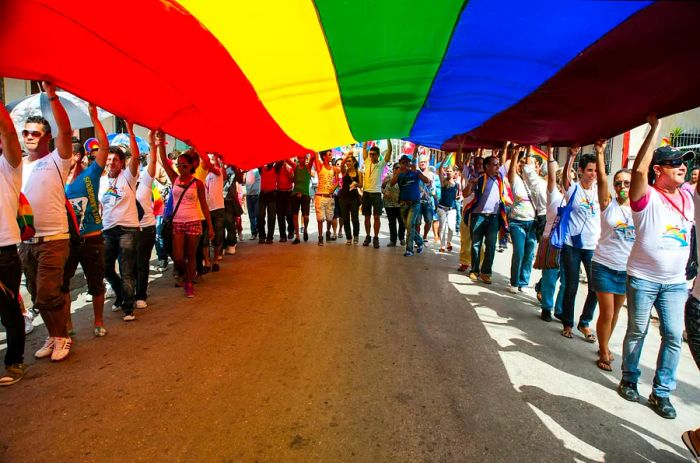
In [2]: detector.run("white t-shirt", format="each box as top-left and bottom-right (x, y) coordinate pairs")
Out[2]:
(628, 188), (695, 284)
(564, 183), (601, 250)
(136, 170), (156, 228)
(543, 188), (564, 239)
(99, 168), (140, 230)
(509, 175), (536, 221)
(522, 164), (547, 216)
(362, 158), (387, 193)
(0, 156), (22, 246)
(205, 170), (225, 211)
(22, 149), (70, 237)
(592, 199), (635, 272)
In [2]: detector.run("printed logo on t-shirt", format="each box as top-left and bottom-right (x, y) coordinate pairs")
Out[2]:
(660, 225), (689, 248)
(578, 196), (597, 217)
(103, 184), (122, 202)
(613, 222), (635, 242)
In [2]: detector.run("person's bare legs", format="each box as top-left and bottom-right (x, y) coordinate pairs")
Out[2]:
(364, 215), (371, 237)
(293, 213), (300, 239)
(184, 235), (199, 284)
(373, 214), (380, 238)
(432, 220), (440, 244)
(596, 292), (625, 369)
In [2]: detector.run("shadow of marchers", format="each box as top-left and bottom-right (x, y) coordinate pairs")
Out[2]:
(520, 385), (689, 462)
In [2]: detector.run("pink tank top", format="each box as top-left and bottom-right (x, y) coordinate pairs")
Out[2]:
(172, 178), (201, 223)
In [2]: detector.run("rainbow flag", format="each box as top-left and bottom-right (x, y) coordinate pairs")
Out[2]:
(529, 146), (548, 164)
(1, 2), (696, 168)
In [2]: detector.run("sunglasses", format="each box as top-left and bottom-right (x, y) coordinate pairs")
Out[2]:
(614, 180), (631, 187)
(22, 130), (44, 138)
(658, 159), (685, 168)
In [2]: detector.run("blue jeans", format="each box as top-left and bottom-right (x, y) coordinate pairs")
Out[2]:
(155, 215), (167, 261)
(561, 245), (597, 328)
(103, 226), (138, 314)
(246, 194), (259, 236)
(540, 267), (564, 315)
(400, 201), (424, 252)
(470, 213), (499, 275)
(622, 276), (686, 398)
(509, 219), (537, 287)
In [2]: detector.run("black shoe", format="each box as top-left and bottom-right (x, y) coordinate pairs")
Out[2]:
(363, 236), (371, 247)
(318, 237), (324, 246)
(326, 231), (331, 241)
(211, 263), (220, 272)
(648, 393), (677, 419)
(373, 237), (380, 248)
(387, 242), (396, 247)
(303, 231), (309, 242)
(258, 238), (265, 244)
(617, 381), (640, 402)
(292, 238), (300, 245)
(279, 237), (287, 243)
(265, 238), (273, 244)
(201, 266), (211, 275)
(540, 310), (552, 322)
(288, 231), (295, 239)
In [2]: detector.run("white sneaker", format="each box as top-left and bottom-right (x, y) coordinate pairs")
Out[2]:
(226, 245), (237, 255)
(123, 313), (136, 322)
(216, 255), (223, 262)
(508, 286), (519, 294)
(135, 300), (148, 309)
(35, 337), (55, 359)
(105, 286), (116, 299)
(23, 312), (34, 335)
(51, 337), (72, 362)
(519, 287), (534, 297)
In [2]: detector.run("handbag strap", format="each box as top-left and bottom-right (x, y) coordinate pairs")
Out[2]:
(171, 178), (196, 218)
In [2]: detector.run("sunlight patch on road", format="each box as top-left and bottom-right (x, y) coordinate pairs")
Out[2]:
(527, 403), (605, 462)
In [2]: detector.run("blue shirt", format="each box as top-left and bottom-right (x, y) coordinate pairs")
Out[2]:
(398, 171), (421, 202)
(65, 162), (104, 235)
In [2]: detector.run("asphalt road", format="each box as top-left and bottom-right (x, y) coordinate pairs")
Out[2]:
(1, 224), (698, 462)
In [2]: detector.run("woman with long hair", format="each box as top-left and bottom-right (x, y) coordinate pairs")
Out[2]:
(160, 148), (213, 297)
(339, 153), (362, 244)
(591, 140), (634, 371)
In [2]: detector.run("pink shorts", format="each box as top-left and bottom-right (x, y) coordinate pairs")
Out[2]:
(173, 220), (202, 236)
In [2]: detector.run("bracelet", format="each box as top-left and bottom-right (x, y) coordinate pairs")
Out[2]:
(47, 96), (58, 102)
(547, 160), (556, 163)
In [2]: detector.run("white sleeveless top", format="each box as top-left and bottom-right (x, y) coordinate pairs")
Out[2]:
(627, 188), (695, 284)
(172, 178), (201, 223)
(592, 198), (635, 271)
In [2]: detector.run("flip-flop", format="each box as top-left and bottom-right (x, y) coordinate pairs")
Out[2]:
(596, 359), (613, 372)
(597, 350), (615, 362)
(578, 325), (597, 343)
(561, 328), (573, 339)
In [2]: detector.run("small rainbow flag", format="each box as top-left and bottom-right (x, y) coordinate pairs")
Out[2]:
(529, 146), (548, 163)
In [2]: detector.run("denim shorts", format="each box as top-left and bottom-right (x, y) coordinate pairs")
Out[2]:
(591, 260), (627, 295)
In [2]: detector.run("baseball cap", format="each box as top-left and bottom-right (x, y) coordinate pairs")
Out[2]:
(652, 146), (694, 165)
(399, 154), (412, 163)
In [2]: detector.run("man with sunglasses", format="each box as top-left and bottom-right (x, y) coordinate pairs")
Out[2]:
(18, 81), (75, 362)
(618, 114), (694, 420)
(0, 98), (27, 385)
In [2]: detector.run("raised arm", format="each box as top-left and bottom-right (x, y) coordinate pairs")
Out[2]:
(362, 141), (368, 161)
(42, 81), (72, 159)
(595, 139), (611, 210)
(507, 142), (518, 185)
(312, 151), (323, 173)
(158, 131), (178, 183)
(146, 130), (157, 179)
(562, 144), (580, 191)
(0, 103), (21, 168)
(546, 143), (558, 194)
(89, 103), (108, 168)
(630, 113), (660, 202)
(384, 139), (392, 163)
(125, 120), (140, 178)
(499, 141), (510, 168)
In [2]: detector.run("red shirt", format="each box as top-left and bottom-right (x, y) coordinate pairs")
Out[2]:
(260, 167), (278, 192)
(277, 165), (294, 190)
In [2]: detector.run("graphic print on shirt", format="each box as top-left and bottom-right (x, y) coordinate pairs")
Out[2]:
(578, 191), (597, 217)
(103, 182), (122, 202)
(660, 225), (689, 248)
(613, 221), (636, 242)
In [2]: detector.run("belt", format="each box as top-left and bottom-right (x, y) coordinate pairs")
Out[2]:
(23, 233), (70, 244)
(475, 212), (496, 216)
(438, 205), (454, 211)
(316, 193), (332, 197)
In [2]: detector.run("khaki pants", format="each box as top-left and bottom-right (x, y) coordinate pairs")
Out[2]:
(19, 239), (69, 312)
(459, 216), (472, 266)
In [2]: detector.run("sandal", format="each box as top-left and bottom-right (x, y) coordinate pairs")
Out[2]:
(94, 326), (107, 337)
(577, 324), (597, 343)
(597, 350), (614, 362)
(596, 358), (613, 372)
(561, 328), (573, 339)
